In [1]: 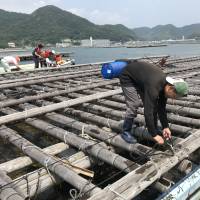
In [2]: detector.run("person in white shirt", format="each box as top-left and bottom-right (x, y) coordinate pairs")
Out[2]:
(0, 56), (21, 72)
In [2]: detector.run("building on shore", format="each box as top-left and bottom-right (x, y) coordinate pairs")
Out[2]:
(81, 37), (111, 47)
(56, 38), (73, 48)
(161, 36), (196, 44)
(8, 42), (16, 48)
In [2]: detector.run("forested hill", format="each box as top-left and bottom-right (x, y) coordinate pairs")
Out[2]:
(0, 5), (137, 47)
(1, 5), (200, 47)
(133, 24), (200, 41)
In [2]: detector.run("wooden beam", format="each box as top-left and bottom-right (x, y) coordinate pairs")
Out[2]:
(0, 170), (26, 200)
(0, 70), (100, 89)
(0, 143), (69, 173)
(87, 130), (200, 200)
(9, 152), (91, 198)
(0, 79), (119, 108)
(0, 126), (101, 196)
(0, 89), (122, 125)
(0, 68), (99, 85)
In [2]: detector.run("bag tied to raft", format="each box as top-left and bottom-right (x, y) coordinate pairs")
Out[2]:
(101, 61), (127, 79)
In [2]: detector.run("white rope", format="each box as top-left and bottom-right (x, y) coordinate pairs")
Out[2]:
(21, 145), (39, 152)
(81, 125), (96, 141)
(81, 125), (85, 138)
(78, 140), (87, 151)
(69, 188), (79, 200)
(111, 154), (119, 166)
(44, 157), (56, 183)
(107, 117), (111, 129)
(64, 131), (68, 144)
(46, 125), (53, 130)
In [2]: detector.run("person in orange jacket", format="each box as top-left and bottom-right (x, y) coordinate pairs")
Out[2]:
(44, 50), (56, 67)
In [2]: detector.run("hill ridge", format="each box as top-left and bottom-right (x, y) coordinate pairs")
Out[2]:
(0, 5), (136, 47)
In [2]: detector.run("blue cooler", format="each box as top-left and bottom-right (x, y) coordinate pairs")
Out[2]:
(101, 61), (127, 79)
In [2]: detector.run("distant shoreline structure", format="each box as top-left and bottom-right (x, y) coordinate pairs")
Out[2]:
(0, 48), (28, 53)
(126, 44), (167, 48)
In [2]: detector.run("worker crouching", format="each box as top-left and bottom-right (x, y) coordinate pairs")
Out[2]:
(118, 60), (188, 144)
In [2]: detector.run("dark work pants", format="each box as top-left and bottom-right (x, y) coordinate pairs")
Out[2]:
(33, 56), (40, 68)
(121, 84), (141, 133)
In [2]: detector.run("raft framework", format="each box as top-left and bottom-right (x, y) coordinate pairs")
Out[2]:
(0, 56), (200, 200)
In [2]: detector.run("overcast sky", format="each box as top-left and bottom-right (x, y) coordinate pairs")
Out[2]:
(1, 0), (200, 28)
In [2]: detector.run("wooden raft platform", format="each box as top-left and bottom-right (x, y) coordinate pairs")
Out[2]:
(0, 55), (199, 200)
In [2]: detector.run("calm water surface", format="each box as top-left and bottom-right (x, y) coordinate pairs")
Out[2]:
(69, 43), (200, 64)
(1, 43), (200, 64)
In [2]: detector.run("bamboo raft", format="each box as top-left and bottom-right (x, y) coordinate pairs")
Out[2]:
(0, 55), (200, 200)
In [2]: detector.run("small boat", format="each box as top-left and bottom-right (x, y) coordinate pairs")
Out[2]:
(0, 58), (75, 73)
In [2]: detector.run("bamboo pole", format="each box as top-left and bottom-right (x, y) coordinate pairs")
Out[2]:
(0, 170), (26, 200)
(63, 91), (200, 128)
(0, 67), (99, 85)
(166, 104), (200, 118)
(0, 61), (100, 76)
(37, 97), (190, 143)
(0, 70), (100, 89)
(86, 87), (200, 109)
(135, 114), (198, 135)
(38, 99), (186, 143)
(64, 100), (197, 134)
(0, 143), (69, 173)
(0, 89), (122, 125)
(7, 152), (90, 198)
(87, 92), (200, 122)
(1, 105), (139, 173)
(87, 129), (200, 200)
(0, 79), (119, 109)
(33, 101), (153, 154)
(167, 113), (200, 128)
(0, 126), (101, 196)
(25, 117), (138, 173)
(85, 89), (200, 112)
(65, 108), (122, 131)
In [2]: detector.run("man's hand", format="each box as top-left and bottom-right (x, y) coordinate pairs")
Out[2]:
(163, 128), (171, 139)
(153, 135), (164, 144)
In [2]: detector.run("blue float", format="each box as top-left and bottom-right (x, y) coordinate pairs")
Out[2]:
(101, 61), (127, 79)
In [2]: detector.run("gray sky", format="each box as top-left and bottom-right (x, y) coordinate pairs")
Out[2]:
(1, 0), (200, 28)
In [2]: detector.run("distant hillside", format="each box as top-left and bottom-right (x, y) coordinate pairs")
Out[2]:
(0, 9), (29, 46)
(1, 5), (200, 47)
(0, 5), (137, 47)
(133, 24), (200, 40)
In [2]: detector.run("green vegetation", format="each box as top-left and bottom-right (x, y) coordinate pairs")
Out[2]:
(1, 5), (200, 46)
(0, 5), (136, 46)
(133, 24), (200, 40)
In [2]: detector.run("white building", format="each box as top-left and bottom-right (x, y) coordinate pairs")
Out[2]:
(8, 42), (16, 48)
(56, 38), (72, 47)
(81, 39), (92, 47)
(81, 39), (111, 47)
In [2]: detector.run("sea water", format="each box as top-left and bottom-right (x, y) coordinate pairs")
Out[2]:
(1, 43), (200, 65)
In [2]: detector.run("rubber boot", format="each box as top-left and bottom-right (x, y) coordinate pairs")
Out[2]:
(121, 118), (137, 144)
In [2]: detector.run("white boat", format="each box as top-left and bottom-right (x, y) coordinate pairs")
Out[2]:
(0, 58), (75, 73)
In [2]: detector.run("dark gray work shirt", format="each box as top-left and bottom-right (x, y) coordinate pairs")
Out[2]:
(119, 60), (169, 136)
